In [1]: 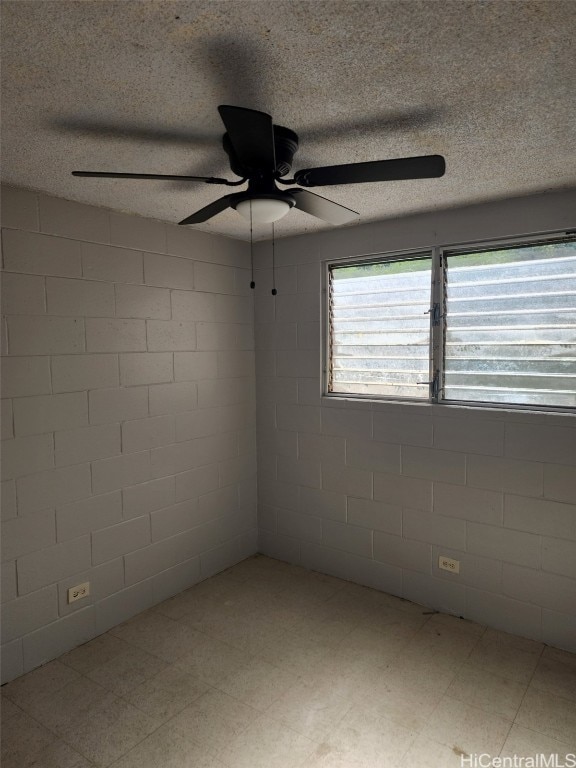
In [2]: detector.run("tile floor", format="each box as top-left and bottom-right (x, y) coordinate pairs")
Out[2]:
(2, 554), (575, 768)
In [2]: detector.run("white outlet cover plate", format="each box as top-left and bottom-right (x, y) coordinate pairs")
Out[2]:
(68, 582), (90, 603)
(438, 556), (460, 574)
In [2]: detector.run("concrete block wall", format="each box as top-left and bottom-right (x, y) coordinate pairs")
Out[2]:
(0, 185), (258, 682)
(253, 189), (576, 652)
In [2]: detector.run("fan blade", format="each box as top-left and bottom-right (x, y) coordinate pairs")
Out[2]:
(294, 155), (446, 187)
(218, 105), (275, 173)
(291, 189), (359, 225)
(178, 195), (234, 225)
(72, 171), (232, 184)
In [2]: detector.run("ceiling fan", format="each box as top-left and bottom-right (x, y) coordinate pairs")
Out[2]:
(72, 105), (446, 227)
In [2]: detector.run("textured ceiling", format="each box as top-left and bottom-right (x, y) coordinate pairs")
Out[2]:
(2, 0), (575, 241)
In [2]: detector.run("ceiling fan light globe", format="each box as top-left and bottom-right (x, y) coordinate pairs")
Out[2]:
(235, 198), (291, 224)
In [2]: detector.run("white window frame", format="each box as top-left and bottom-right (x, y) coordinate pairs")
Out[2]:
(323, 229), (576, 414)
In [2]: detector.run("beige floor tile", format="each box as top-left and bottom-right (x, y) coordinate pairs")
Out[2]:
(343, 581), (425, 616)
(401, 735), (471, 767)
(180, 598), (270, 639)
(59, 634), (130, 674)
(256, 578), (328, 608)
(238, 569), (298, 596)
(322, 707), (417, 768)
(307, 652), (388, 703)
(27, 740), (93, 767)
(181, 593), (284, 636)
(423, 612), (486, 637)
(244, 585), (303, 609)
(0, 710), (58, 768)
(298, 743), (373, 768)
(543, 646), (576, 671)
(215, 657), (297, 711)
(467, 629), (543, 684)
(124, 664), (210, 722)
(224, 554), (287, 581)
(111, 612), (206, 662)
(422, 697), (512, 755)
(326, 586), (379, 614)
(379, 593), (429, 617)
(361, 673), (445, 732)
(232, 582), (292, 608)
(252, 599), (320, 633)
(288, 611), (357, 648)
(58, 694), (157, 766)
(27, 677), (111, 733)
(5, 556), (575, 768)
(213, 574), (278, 605)
(279, 573), (343, 604)
(315, 592), (372, 625)
(218, 712), (316, 768)
(380, 653), (459, 695)
(2, 660), (80, 711)
(259, 558), (305, 577)
(190, 571), (254, 601)
(363, 605), (429, 635)
(530, 656), (576, 703)
(260, 630), (332, 677)
(266, 679), (352, 741)
(321, 592), (425, 640)
(446, 663), (527, 720)
(111, 607), (157, 631)
(1, 696), (22, 721)
(303, 569), (348, 590)
(197, 612), (285, 655)
(173, 633), (252, 686)
(169, 688), (259, 753)
(109, 722), (223, 768)
(85, 645), (168, 696)
(516, 688), (576, 745)
(337, 625), (414, 666)
(402, 624), (481, 670)
(500, 723), (576, 756)
(176, 600), (238, 633)
(153, 589), (210, 620)
(481, 627), (544, 654)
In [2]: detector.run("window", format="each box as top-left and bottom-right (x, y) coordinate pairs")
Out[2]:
(327, 234), (576, 411)
(329, 255), (433, 399)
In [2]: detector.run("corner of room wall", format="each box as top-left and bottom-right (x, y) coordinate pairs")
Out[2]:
(0, 184), (258, 683)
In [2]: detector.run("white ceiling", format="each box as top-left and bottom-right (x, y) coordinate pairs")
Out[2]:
(2, 0), (575, 241)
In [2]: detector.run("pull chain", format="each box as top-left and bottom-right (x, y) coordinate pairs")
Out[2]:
(249, 201), (255, 289)
(271, 222), (277, 296)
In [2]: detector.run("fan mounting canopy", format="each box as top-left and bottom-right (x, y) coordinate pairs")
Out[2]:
(223, 124), (299, 178)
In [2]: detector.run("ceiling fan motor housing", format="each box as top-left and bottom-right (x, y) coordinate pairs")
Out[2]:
(223, 124), (299, 178)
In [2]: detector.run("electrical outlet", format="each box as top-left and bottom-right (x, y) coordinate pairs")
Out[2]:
(68, 582), (90, 604)
(439, 556), (460, 574)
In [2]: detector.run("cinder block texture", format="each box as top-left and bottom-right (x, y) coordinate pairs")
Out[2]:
(1, 186), (257, 681)
(253, 191), (576, 654)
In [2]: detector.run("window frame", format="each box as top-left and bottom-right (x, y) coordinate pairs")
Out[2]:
(323, 248), (435, 404)
(323, 229), (576, 414)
